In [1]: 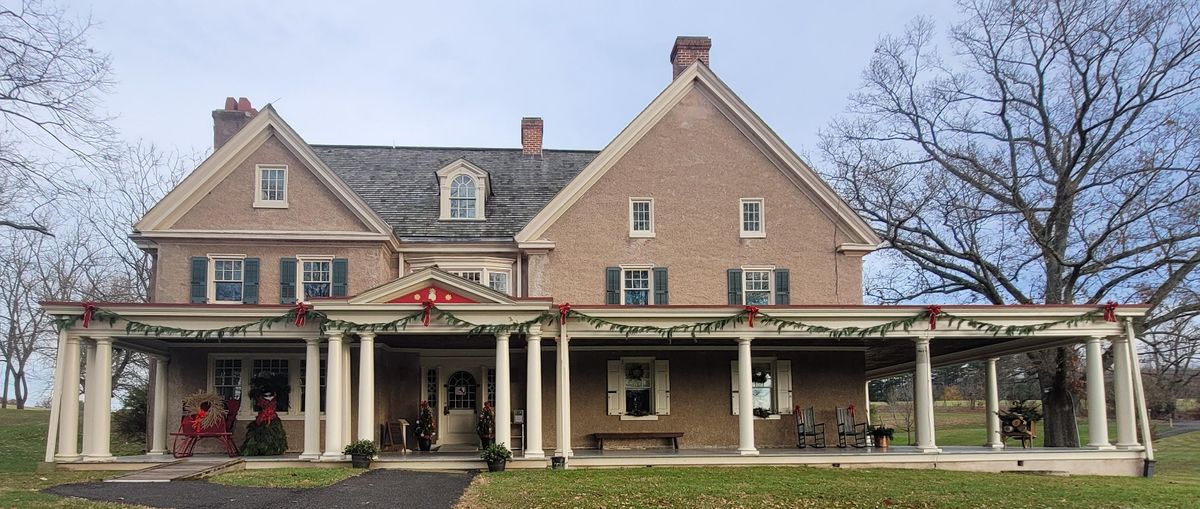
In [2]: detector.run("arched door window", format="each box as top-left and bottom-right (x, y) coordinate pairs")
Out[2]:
(445, 370), (478, 409)
(449, 175), (477, 218)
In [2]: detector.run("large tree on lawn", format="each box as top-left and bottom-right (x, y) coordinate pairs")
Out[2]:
(821, 0), (1200, 446)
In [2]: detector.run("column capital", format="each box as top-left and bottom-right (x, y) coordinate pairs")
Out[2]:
(304, 336), (321, 345)
(326, 331), (344, 341)
(1087, 335), (1108, 342)
(358, 332), (376, 341)
(90, 336), (113, 345)
(65, 335), (82, 345)
(985, 356), (999, 365)
(913, 335), (932, 344)
(526, 325), (542, 338)
(736, 336), (754, 344)
(496, 332), (511, 342)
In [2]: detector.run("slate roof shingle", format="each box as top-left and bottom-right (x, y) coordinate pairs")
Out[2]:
(311, 145), (597, 242)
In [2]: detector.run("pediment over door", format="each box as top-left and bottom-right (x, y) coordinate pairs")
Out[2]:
(348, 267), (516, 305)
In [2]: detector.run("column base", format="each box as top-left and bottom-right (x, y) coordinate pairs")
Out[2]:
(985, 443), (1004, 450)
(53, 454), (81, 462)
(147, 449), (168, 455)
(737, 447), (760, 456)
(1115, 443), (1145, 451)
(319, 453), (348, 462)
(82, 455), (114, 463)
(299, 452), (322, 460)
(915, 446), (942, 453)
(1086, 443), (1116, 450)
(524, 451), (545, 459)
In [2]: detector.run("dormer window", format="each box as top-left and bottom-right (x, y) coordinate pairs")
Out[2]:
(437, 159), (489, 220)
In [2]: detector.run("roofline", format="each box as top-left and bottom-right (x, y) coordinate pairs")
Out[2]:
(311, 143), (600, 154)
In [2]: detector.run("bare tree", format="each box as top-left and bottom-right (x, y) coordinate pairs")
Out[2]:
(822, 0), (1200, 446)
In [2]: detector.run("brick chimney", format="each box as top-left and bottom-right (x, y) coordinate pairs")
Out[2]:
(521, 117), (543, 156)
(212, 96), (258, 150)
(670, 36), (711, 78)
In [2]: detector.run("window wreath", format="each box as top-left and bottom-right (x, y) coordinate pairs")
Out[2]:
(625, 363), (647, 383)
(751, 369), (770, 384)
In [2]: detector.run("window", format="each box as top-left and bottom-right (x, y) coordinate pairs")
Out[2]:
(251, 358), (291, 412)
(210, 355), (322, 419)
(486, 368), (497, 407)
(450, 175), (477, 219)
(740, 198), (764, 237)
(212, 259), (244, 303)
(622, 268), (651, 305)
(446, 370), (477, 410)
(425, 368), (439, 408)
(300, 359), (327, 413)
(452, 270), (483, 284)
(751, 361), (775, 412)
(488, 272), (509, 293)
(301, 259), (332, 300)
(629, 198), (654, 237)
(744, 270), (772, 305)
(623, 360), (653, 417)
(731, 358), (791, 418)
(213, 359), (242, 402)
(254, 165), (288, 208)
(425, 263), (512, 295)
(608, 357), (669, 418)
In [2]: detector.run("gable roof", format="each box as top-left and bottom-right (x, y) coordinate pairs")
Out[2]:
(514, 61), (882, 252)
(312, 145), (596, 243)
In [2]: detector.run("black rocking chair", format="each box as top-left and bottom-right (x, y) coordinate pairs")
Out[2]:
(836, 406), (868, 448)
(795, 406), (827, 449)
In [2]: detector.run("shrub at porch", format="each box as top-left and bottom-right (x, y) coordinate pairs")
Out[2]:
(477, 402), (496, 447)
(414, 401), (436, 451)
(241, 372), (288, 456)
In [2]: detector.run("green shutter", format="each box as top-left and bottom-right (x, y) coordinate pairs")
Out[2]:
(774, 269), (790, 305)
(280, 258), (297, 304)
(605, 267), (620, 305)
(653, 267), (669, 305)
(189, 257), (207, 304)
(242, 258), (260, 304)
(332, 258), (348, 297)
(726, 268), (743, 305)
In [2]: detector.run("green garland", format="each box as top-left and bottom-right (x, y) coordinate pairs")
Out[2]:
(53, 306), (326, 339)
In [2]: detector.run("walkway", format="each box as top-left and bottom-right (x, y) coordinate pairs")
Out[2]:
(47, 469), (476, 509)
(107, 457), (242, 482)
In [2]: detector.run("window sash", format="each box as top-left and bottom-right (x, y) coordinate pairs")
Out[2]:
(622, 269), (650, 305)
(631, 201), (652, 232)
(622, 360), (654, 416)
(259, 168), (286, 202)
(488, 272), (509, 293)
(251, 358), (291, 412)
(212, 259), (244, 302)
(744, 270), (771, 305)
(302, 260), (332, 299)
(751, 361), (775, 412)
(742, 201), (762, 232)
(213, 359), (243, 402)
(450, 175), (477, 218)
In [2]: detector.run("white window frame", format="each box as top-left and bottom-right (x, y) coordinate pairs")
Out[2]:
(619, 356), (658, 421)
(408, 257), (515, 296)
(619, 264), (654, 305)
(739, 198), (765, 238)
(208, 353), (325, 421)
(254, 164), (289, 208)
(206, 254), (246, 304)
(437, 160), (489, 221)
(296, 255), (334, 302)
(628, 198), (655, 238)
(742, 266), (774, 306)
(749, 357), (781, 419)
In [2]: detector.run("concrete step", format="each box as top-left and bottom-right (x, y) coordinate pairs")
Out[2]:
(105, 457), (244, 482)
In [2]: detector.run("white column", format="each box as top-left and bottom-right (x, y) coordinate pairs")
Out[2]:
(357, 333), (376, 446)
(55, 336), (82, 461)
(44, 330), (69, 463)
(913, 337), (940, 452)
(525, 331), (544, 458)
(149, 355), (169, 455)
(321, 333), (344, 461)
(342, 339), (352, 446)
(1112, 334), (1139, 449)
(736, 336), (758, 455)
(1085, 336), (1113, 449)
(554, 334), (572, 457)
(984, 357), (1003, 449)
(81, 341), (98, 458)
(300, 337), (322, 460)
(495, 333), (512, 448)
(85, 337), (113, 461)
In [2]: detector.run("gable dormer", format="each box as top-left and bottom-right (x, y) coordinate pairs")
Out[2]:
(436, 159), (490, 221)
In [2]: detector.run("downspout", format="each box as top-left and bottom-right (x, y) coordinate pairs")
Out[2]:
(1124, 318), (1155, 477)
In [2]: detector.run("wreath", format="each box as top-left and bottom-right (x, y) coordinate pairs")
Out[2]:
(751, 369), (770, 384)
(182, 391), (227, 430)
(626, 364), (647, 383)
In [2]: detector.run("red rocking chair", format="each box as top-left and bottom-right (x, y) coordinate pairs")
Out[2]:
(170, 400), (240, 458)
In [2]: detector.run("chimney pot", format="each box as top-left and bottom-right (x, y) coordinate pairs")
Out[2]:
(521, 117), (543, 156)
(670, 36), (712, 79)
(213, 96), (258, 151)
(224, 97), (237, 110)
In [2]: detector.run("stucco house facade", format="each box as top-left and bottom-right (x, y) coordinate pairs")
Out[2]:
(42, 37), (1154, 475)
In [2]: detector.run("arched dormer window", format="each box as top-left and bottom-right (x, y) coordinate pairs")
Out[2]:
(437, 159), (489, 220)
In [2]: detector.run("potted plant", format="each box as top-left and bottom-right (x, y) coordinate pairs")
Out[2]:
(344, 439), (380, 468)
(868, 425), (895, 448)
(480, 442), (512, 472)
(477, 402), (496, 448)
(414, 401), (436, 452)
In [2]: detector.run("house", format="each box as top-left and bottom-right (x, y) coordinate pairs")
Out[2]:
(42, 37), (1153, 475)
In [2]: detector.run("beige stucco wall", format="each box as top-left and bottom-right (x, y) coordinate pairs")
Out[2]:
(171, 135), (370, 232)
(539, 88), (864, 304)
(153, 240), (395, 304)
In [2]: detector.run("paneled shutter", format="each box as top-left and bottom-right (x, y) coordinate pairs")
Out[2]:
(726, 269), (743, 305)
(189, 257), (207, 304)
(730, 360), (740, 415)
(605, 267), (621, 305)
(242, 258), (260, 304)
(774, 269), (790, 305)
(654, 359), (670, 415)
(606, 360), (622, 415)
(653, 267), (669, 305)
(279, 258), (297, 304)
(776, 360), (793, 414)
(332, 258), (349, 297)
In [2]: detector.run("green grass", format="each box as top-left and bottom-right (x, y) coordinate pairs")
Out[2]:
(210, 467), (362, 488)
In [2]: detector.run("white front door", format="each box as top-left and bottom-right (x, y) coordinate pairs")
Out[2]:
(441, 369), (480, 446)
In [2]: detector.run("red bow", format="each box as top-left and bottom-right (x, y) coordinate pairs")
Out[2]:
(744, 306), (760, 327)
(421, 300), (434, 327)
(558, 303), (572, 324)
(192, 409), (207, 432)
(255, 398), (278, 425)
(927, 305), (942, 330)
(1103, 301), (1118, 322)
(81, 302), (98, 328)
(293, 302), (311, 327)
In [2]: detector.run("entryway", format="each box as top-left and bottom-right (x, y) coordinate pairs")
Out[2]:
(420, 357), (496, 449)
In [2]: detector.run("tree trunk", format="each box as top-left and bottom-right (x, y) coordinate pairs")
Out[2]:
(1, 363), (9, 409)
(1037, 347), (1081, 447)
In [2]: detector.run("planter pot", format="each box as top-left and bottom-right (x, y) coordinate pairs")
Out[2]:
(351, 454), (372, 469)
(551, 456), (567, 470)
(417, 438), (432, 452)
(486, 459), (507, 472)
(875, 436), (890, 449)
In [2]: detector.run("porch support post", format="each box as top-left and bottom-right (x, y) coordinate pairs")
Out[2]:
(1085, 336), (1114, 449)
(55, 336), (82, 461)
(81, 340), (97, 458)
(321, 333), (345, 461)
(736, 336), (758, 455)
(495, 333), (512, 448)
(525, 330), (544, 458)
(913, 336), (940, 453)
(1112, 333), (1140, 449)
(984, 357), (1003, 449)
(300, 337), (322, 460)
(554, 333), (572, 457)
(149, 355), (169, 455)
(44, 330), (69, 463)
(84, 337), (113, 461)
(357, 333), (376, 446)
(342, 339), (352, 445)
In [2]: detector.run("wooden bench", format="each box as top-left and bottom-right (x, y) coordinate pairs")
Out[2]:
(593, 432), (683, 451)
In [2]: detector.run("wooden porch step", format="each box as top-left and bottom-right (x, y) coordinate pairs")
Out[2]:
(105, 457), (244, 482)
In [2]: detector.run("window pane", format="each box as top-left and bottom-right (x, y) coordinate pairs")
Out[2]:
(450, 175), (477, 218)
(215, 282), (243, 302)
(260, 168), (286, 202)
(455, 271), (482, 284)
(631, 201), (652, 232)
(425, 368), (439, 408)
(214, 359), (242, 402)
(487, 368), (496, 406)
(744, 270), (771, 305)
(751, 361), (773, 411)
(624, 361), (653, 416)
(742, 201), (761, 232)
(302, 261), (332, 299)
(446, 370), (477, 410)
(251, 359), (290, 412)
(488, 272), (509, 293)
(623, 269), (650, 305)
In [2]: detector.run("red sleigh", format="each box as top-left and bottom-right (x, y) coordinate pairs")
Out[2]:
(170, 399), (241, 458)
